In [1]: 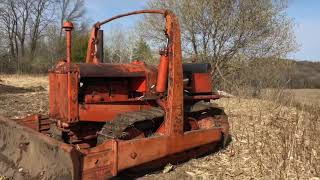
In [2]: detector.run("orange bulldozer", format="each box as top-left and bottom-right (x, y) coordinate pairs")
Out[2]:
(0, 10), (229, 179)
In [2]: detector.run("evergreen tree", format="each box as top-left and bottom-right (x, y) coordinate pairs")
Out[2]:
(72, 33), (89, 62)
(132, 38), (153, 61)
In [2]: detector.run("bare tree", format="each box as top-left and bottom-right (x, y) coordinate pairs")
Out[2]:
(0, 1), (17, 59)
(58, 0), (85, 39)
(0, 0), (57, 72)
(105, 26), (138, 63)
(0, 0), (29, 71)
(16, 0), (33, 57)
(140, 0), (297, 81)
(29, 0), (56, 61)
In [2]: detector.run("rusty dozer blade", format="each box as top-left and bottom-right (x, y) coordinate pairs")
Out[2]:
(0, 115), (120, 180)
(0, 113), (227, 180)
(0, 116), (82, 180)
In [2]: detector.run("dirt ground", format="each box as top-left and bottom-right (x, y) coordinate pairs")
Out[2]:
(0, 75), (319, 179)
(0, 75), (48, 119)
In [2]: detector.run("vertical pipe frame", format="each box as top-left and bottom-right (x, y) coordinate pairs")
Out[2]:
(163, 11), (184, 136)
(63, 22), (74, 122)
(97, 30), (104, 63)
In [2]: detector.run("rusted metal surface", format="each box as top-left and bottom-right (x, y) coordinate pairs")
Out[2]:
(99, 10), (166, 26)
(49, 73), (69, 120)
(78, 63), (147, 77)
(117, 128), (222, 171)
(163, 11), (184, 136)
(68, 71), (79, 123)
(85, 25), (100, 64)
(81, 140), (117, 179)
(49, 72), (79, 124)
(191, 73), (213, 93)
(79, 104), (151, 122)
(18, 114), (52, 133)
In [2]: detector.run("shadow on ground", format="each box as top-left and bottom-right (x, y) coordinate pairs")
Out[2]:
(0, 84), (45, 94)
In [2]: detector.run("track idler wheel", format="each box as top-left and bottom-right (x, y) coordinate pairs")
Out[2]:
(187, 102), (230, 148)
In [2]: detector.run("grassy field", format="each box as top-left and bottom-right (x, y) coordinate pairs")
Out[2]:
(0, 75), (319, 179)
(283, 89), (320, 106)
(262, 88), (320, 107)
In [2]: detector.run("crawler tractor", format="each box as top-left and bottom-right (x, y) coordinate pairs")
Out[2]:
(0, 10), (229, 179)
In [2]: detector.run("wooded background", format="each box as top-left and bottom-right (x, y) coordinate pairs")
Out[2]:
(1, 0), (316, 92)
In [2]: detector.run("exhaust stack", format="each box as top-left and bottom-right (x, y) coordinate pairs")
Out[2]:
(63, 22), (74, 63)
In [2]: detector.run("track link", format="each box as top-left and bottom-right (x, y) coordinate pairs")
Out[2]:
(97, 107), (164, 142)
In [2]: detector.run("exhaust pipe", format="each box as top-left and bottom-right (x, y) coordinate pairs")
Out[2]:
(63, 22), (74, 63)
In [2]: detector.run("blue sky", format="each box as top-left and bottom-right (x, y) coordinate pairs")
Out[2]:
(287, 0), (320, 61)
(85, 0), (320, 61)
(85, 0), (149, 29)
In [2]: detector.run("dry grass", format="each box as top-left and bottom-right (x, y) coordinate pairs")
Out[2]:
(0, 75), (319, 179)
(0, 74), (48, 90)
(262, 88), (320, 107)
(283, 89), (320, 107)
